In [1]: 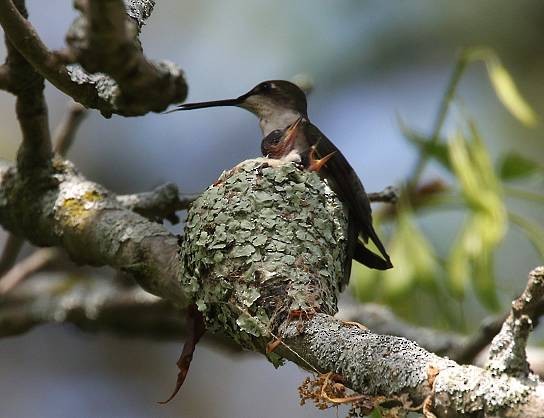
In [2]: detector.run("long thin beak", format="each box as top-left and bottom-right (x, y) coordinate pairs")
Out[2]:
(163, 95), (247, 114)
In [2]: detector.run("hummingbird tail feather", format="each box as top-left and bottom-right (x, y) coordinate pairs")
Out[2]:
(367, 228), (392, 266)
(353, 242), (393, 270)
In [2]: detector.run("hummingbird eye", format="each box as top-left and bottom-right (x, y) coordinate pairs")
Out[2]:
(268, 129), (282, 143)
(260, 82), (272, 92)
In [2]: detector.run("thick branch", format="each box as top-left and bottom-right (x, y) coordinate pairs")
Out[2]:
(0, 160), (188, 304)
(486, 266), (544, 377)
(65, 0), (187, 116)
(0, 63), (11, 90)
(2, 0), (53, 171)
(0, 0), (187, 116)
(279, 314), (543, 417)
(0, 0), (115, 113)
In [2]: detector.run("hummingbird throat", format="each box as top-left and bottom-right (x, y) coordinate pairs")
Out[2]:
(250, 101), (301, 136)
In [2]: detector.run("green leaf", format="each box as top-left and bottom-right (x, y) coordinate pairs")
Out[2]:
(382, 207), (437, 299)
(472, 250), (500, 311)
(509, 212), (544, 258)
(498, 152), (542, 180)
(465, 48), (538, 126)
(486, 56), (538, 126)
(370, 408), (383, 418)
(350, 262), (380, 302)
(447, 216), (500, 309)
(447, 129), (506, 309)
(447, 226), (470, 299)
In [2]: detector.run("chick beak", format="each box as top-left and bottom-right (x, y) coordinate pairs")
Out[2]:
(280, 116), (303, 154)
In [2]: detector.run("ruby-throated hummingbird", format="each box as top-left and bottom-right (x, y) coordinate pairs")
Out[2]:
(167, 80), (393, 272)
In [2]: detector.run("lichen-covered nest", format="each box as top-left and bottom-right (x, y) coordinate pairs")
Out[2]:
(180, 158), (348, 352)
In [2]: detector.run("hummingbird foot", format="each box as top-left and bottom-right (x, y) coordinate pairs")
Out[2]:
(158, 305), (206, 404)
(308, 147), (336, 172)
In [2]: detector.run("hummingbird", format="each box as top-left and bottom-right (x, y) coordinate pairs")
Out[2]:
(167, 80), (393, 274)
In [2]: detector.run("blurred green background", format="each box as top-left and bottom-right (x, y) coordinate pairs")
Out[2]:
(0, 1), (543, 417)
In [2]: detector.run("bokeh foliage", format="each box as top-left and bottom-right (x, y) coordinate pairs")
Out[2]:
(352, 48), (543, 326)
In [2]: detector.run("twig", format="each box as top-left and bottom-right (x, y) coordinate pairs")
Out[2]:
(0, 0), (114, 113)
(0, 247), (60, 295)
(53, 102), (88, 157)
(0, 0), (186, 116)
(0, 275), (176, 337)
(0, 64), (11, 91)
(117, 184), (198, 224)
(442, 284), (544, 365)
(0, 234), (24, 275)
(125, 0), (156, 31)
(0, 275), (240, 354)
(2, 0), (53, 172)
(66, 0), (187, 115)
(408, 51), (469, 186)
(367, 186), (398, 204)
(486, 266), (544, 377)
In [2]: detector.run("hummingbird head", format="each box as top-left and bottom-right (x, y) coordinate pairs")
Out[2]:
(167, 80), (308, 136)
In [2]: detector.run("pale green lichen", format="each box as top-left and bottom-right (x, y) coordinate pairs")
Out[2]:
(179, 158), (348, 351)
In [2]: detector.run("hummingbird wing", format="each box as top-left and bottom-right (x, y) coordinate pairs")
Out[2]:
(302, 122), (392, 270)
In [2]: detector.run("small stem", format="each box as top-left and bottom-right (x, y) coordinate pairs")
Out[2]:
(504, 186), (544, 204)
(53, 101), (88, 157)
(408, 52), (469, 187)
(0, 234), (24, 275)
(0, 247), (60, 294)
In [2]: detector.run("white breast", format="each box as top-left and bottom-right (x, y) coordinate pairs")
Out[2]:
(242, 95), (301, 136)
(259, 109), (301, 136)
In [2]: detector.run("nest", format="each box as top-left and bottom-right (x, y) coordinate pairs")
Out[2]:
(180, 158), (348, 352)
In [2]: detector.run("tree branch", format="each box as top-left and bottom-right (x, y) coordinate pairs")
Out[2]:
(367, 186), (398, 204)
(0, 247), (60, 294)
(279, 314), (543, 417)
(53, 102), (88, 157)
(116, 183), (197, 224)
(0, 234), (24, 275)
(486, 266), (544, 377)
(2, 0), (53, 172)
(0, 0), (114, 112)
(66, 0), (187, 116)
(0, 63), (11, 91)
(0, 274), (179, 338)
(338, 302), (467, 357)
(0, 160), (189, 304)
(0, 0), (187, 116)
